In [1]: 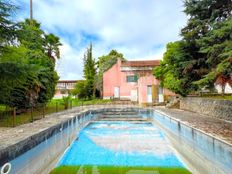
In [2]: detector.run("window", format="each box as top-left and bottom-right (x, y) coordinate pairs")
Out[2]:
(126, 75), (138, 82)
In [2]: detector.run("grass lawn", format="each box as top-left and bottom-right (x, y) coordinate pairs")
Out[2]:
(202, 95), (232, 100)
(0, 102), (60, 127)
(50, 166), (191, 174)
(0, 99), (112, 127)
(74, 99), (112, 106)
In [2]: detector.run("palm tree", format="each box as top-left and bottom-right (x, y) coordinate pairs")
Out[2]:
(44, 33), (62, 63)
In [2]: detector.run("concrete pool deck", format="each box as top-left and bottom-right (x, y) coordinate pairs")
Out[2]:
(155, 107), (232, 144)
(0, 105), (138, 154)
(0, 105), (231, 159)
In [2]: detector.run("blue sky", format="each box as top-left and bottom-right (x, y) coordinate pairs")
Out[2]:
(17, 0), (187, 80)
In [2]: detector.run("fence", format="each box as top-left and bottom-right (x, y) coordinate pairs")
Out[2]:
(0, 100), (74, 127)
(0, 99), (135, 127)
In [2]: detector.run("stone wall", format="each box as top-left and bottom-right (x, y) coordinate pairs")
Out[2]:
(180, 97), (232, 121)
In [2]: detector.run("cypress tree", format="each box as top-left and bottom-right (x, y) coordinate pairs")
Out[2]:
(83, 43), (97, 98)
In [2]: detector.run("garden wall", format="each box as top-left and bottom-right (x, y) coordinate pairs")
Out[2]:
(180, 97), (232, 121)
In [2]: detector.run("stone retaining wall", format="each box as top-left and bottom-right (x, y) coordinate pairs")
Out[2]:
(180, 97), (232, 121)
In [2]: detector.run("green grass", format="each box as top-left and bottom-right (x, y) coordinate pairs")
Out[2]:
(0, 99), (65, 127)
(49, 98), (112, 107)
(0, 105), (8, 111)
(50, 165), (192, 174)
(0, 99), (113, 127)
(202, 95), (232, 100)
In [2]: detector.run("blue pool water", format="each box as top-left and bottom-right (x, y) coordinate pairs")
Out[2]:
(58, 121), (188, 169)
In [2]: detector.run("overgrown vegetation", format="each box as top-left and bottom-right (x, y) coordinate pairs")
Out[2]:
(0, 1), (60, 110)
(154, 0), (232, 96)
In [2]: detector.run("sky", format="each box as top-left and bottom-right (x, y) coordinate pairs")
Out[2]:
(16, 0), (187, 80)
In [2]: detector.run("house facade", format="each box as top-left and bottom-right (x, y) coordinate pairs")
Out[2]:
(103, 59), (175, 104)
(54, 80), (78, 98)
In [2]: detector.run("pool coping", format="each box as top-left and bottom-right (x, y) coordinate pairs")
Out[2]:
(154, 109), (232, 148)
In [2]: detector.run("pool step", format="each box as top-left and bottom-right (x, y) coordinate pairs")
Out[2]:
(98, 114), (146, 121)
(99, 117), (147, 121)
(99, 114), (141, 118)
(99, 111), (138, 115)
(96, 110), (147, 121)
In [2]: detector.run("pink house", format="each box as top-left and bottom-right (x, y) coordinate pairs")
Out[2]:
(103, 59), (175, 104)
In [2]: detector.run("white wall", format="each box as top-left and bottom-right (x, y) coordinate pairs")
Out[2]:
(215, 83), (232, 94)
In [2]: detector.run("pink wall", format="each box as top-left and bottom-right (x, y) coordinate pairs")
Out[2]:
(103, 59), (138, 98)
(103, 59), (175, 102)
(120, 71), (138, 97)
(103, 60), (121, 97)
(164, 88), (176, 96)
(138, 75), (159, 103)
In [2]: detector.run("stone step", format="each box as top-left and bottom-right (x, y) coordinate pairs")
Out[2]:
(99, 111), (138, 115)
(99, 115), (141, 118)
(99, 117), (147, 121)
(91, 120), (148, 124)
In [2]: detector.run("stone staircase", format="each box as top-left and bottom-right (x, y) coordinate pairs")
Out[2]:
(96, 110), (147, 121)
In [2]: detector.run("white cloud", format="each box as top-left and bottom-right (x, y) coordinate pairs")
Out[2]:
(18, 0), (187, 80)
(56, 41), (85, 80)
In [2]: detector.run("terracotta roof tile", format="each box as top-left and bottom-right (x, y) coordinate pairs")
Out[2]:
(58, 80), (79, 83)
(121, 60), (160, 67)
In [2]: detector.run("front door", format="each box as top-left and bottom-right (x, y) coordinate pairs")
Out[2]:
(114, 87), (120, 98)
(130, 89), (138, 102)
(147, 86), (152, 103)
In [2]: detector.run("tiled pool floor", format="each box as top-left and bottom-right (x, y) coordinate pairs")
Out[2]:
(51, 121), (191, 174)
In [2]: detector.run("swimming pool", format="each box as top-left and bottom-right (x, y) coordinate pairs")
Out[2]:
(1, 108), (231, 174)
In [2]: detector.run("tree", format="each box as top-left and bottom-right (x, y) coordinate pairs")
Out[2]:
(0, 0), (17, 53)
(72, 81), (88, 99)
(153, 41), (196, 96)
(154, 0), (232, 95)
(96, 50), (125, 95)
(44, 33), (62, 63)
(18, 19), (44, 51)
(83, 43), (97, 98)
(181, 0), (232, 92)
(195, 17), (232, 93)
(17, 19), (59, 106)
(0, 45), (58, 109)
(0, 18), (60, 109)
